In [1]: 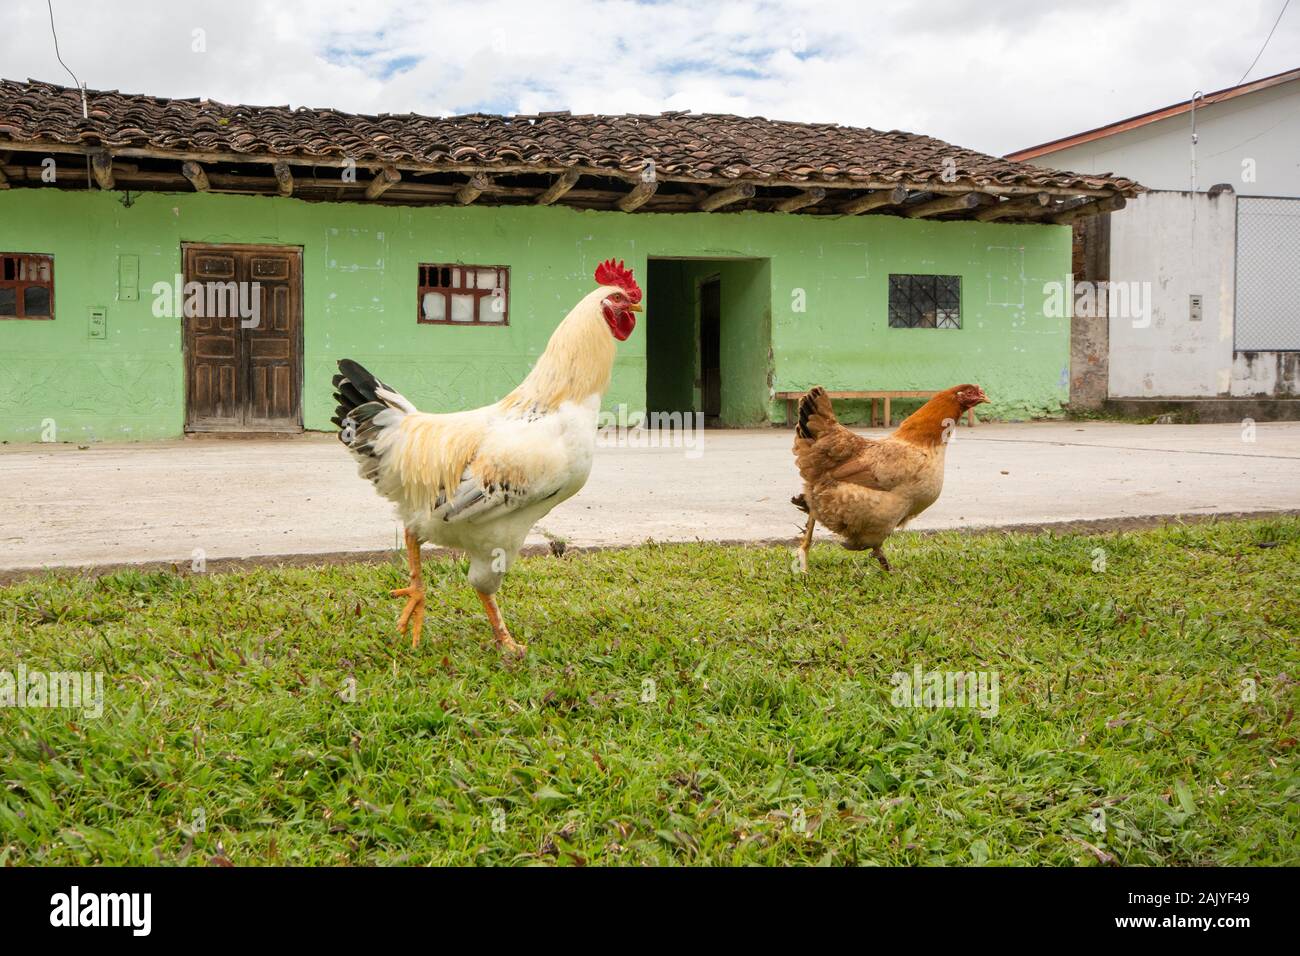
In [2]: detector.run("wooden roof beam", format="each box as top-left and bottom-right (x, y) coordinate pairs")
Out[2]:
(974, 192), (1050, 221)
(181, 161), (210, 192)
(774, 187), (826, 213)
(697, 183), (755, 212)
(3, 141), (1131, 198)
(273, 161), (293, 197)
(1051, 193), (1126, 225)
(617, 178), (659, 212)
(455, 173), (491, 205)
(364, 165), (401, 200)
(89, 148), (115, 189)
(903, 191), (995, 218)
(840, 185), (908, 215)
(536, 170), (580, 205)
(0, 152), (9, 189)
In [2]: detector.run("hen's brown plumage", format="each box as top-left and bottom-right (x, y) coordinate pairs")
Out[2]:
(792, 384), (987, 570)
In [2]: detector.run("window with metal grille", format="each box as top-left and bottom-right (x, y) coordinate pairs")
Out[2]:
(0, 253), (54, 319)
(418, 263), (508, 325)
(888, 274), (961, 329)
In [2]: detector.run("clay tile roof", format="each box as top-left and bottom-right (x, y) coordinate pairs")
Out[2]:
(0, 78), (1138, 194)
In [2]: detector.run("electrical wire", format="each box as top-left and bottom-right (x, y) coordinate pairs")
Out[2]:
(1236, 0), (1291, 86)
(46, 0), (92, 189)
(46, 0), (86, 114)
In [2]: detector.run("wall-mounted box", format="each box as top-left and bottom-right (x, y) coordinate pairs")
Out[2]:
(89, 307), (107, 339)
(118, 254), (139, 301)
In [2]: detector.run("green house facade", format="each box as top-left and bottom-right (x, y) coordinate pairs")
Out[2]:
(0, 80), (1135, 443)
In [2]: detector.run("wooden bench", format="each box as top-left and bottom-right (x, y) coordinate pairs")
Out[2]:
(777, 390), (977, 429)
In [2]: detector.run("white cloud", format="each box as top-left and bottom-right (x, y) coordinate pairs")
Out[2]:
(4, 0), (1296, 155)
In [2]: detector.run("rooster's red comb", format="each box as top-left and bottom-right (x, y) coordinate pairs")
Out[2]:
(594, 259), (642, 303)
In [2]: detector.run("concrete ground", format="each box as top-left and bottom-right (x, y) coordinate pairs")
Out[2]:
(3, 421), (1299, 574)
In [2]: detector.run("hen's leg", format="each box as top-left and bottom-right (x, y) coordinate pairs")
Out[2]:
(872, 545), (892, 573)
(390, 528), (426, 647)
(476, 590), (527, 659)
(797, 515), (816, 573)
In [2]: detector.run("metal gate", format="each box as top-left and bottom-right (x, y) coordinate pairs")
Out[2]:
(1236, 196), (1300, 351)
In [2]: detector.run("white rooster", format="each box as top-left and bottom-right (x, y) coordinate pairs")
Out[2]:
(333, 259), (642, 657)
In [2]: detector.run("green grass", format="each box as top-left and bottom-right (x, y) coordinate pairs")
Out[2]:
(2, 518), (1297, 866)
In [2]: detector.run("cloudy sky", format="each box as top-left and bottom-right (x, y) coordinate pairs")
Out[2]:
(3, 0), (1296, 155)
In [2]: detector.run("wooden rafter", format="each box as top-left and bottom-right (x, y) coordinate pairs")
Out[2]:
(840, 185), (908, 215)
(616, 178), (658, 212)
(774, 187), (826, 213)
(0, 138), (1132, 221)
(1051, 193), (1126, 225)
(697, 183), (755, 212)
(903, 191), (994, 218)
(89, 148), (115, 189)
(181, 161), (210, 192)
(364, 165), (401, 200)
(3, 139), (1130, 199)
(455, 173), (491, 205)
(0, 152), (9, 189)
(273, 161), (293, 197)
(974, 192), (1050, 221)
(535, 170), (580, 205)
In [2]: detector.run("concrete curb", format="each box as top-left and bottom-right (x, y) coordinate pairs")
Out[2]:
(3, 508), (1295, 586)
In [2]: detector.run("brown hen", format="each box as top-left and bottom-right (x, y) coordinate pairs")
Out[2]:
(791, 384), (988, 572)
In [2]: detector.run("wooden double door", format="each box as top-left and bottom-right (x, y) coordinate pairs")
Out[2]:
(183, 244), (303, 432)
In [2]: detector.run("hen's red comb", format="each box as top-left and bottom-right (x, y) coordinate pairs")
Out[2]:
(594, 259), (642, 303)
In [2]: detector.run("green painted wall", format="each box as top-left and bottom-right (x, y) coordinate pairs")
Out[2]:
(715, 259), (771, 426)
(0, 187), (1072, 442)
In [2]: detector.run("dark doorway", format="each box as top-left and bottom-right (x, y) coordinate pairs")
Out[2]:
(645, 257), (771, 427)
(182, 243), (303, 433)
(698, 277), (722, 424)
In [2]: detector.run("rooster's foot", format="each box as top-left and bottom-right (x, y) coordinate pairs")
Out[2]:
(476, 590), (527, 659)
(872, 547), (892, 573)
(391, 585), (426, 647)
(496, 631), (528, 660)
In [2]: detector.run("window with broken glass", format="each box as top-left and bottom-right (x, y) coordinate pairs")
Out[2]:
(0, 253), (54, 319)
(418, 264), (508, 325)
(888, 274), (961, 329)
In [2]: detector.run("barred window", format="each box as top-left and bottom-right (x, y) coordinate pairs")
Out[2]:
(418, 263), (508, 325)
(0, 253), (54, 319)
(888, 274), (961, 329)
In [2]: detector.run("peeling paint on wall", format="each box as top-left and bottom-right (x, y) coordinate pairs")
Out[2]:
(1231, 350), (1300, 397)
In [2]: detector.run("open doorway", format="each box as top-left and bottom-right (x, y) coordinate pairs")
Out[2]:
(645, 257), (770, 427)
(699, 277), (721, 424)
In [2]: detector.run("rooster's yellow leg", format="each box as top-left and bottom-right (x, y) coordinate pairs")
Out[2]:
(872, 546), (892, 573)
(476, 590), (527, 659)
(797, 515), (815, 572)
(390, 528), (426, 647)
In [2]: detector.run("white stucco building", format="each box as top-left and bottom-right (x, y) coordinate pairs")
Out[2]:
(1009, 67), (1300, 411)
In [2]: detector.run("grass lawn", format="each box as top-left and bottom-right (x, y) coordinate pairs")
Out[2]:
(1, 517), (1297, 866)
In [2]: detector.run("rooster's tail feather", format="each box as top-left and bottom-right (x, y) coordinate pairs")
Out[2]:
(794, 386), (838, 441)
(333, 359), (412, 487)
(332, 359), (415, 428)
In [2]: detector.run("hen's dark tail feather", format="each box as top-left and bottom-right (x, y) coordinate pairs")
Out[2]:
(794, 386), (838, 441)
